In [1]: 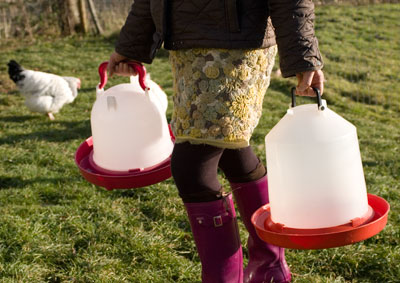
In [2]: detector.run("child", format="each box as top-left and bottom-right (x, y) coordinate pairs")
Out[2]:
(108, 0), (324, 282)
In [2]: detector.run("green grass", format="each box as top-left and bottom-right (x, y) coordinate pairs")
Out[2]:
(0, 3), (399, 282)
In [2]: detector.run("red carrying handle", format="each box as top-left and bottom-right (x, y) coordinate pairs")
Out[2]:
(98, 61), (148, 91)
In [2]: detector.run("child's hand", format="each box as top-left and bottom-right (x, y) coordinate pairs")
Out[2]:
(107, 52), (138, 77)
(295, 70), (324, 96)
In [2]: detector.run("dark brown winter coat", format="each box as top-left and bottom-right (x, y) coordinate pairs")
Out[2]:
(115, 0), (323, 77)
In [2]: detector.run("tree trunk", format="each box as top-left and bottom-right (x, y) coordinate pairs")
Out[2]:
(58, 0), (76, 35)
(78, 0), (88, 33)
(20, 0), (33, 38)
(86, 0), (104, 35)
(67, 0), (81, 31)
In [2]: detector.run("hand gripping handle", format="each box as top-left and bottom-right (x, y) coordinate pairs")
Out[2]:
(98, 61), (148, 91)
(291, 87), (324, 111)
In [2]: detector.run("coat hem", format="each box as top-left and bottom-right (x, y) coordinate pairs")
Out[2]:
(164, 38), (276, 51)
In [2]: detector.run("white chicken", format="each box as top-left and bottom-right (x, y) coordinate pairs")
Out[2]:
(7, 60), (80, 120)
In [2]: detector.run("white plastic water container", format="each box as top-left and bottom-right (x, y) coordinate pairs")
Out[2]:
(265, 89), (368, 229)
(90, 62), (173, 173)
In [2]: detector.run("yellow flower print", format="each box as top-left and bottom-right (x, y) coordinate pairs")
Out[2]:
(203, 107), (218, 121)
(219, 116), (231, 127)
(222, 125), (234, 136)
(229, 50), (243, 61)
(190, 128), (202, 138)
(192, 110), (203, 120)
(174, 54), (184, 65)
(181, 120), (190, 130)
(194, 119), (206, 129)
(225, 80), (242, 92)
(199, 93), (213, 104)
(199, 80), (209, 92)
(195, 57), (206, 67)
(224, 133), (236, 142)
(197, 103), (207, 112)
(233, 108), (249, 120)
(193, 71), (202, 80)
(230, 98), (250, 120)
(174, 119), (180, 129)
(177, 106), (188, 119)
(183, 64), (192, 76)
(192, 49), (202, 55)
(238, 67), (250, 81)
(258, 56), (268, 68)
(245, 53), (258, 68)
(200, 49), (209, 56)
(244, 49), (253, 56)
(256, 80), (265, 92)
(215, 102), (228, 115)
(223, 63), (237, 77)
(204, 66), (220, 79)
(248, 88), (256, 98)
(186, 51), (196, 61)
(185, 85), (195, 96)
(208, 125), (221, 137)
(236, 134), (246, 141)
(169, 46), (277, 146)
(209, 79), (221, 93)
(233, 95), (246, 106)
(177, 78), (185, 93)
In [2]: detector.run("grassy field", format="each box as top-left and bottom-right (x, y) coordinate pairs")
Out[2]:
(0, 3), (399, 282)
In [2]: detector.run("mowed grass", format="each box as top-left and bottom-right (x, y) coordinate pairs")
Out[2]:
(0, 3), (399, 282)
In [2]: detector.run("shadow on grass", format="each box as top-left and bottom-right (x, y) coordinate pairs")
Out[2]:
(0, 115), (38, 123)
(340, 90), (381, 106)
(0, 176), (76, 189)
(0, 120), (91, 145)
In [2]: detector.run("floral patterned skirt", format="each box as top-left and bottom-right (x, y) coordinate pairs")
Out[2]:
(169, 46), (277, 149)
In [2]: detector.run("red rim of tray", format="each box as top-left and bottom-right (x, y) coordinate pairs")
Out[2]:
(75, 128), (175, 190)
(251, 194), (390, 250)
(87, 150), (170, 175)
(265, 205), (375, 234)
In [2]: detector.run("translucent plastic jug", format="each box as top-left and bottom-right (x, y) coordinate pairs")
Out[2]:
(90, 62), (174, 173)
(265, 88), (369, 229)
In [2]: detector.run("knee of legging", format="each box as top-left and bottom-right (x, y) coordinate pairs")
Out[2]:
(221, 160), (267, 183)
(171, 151), (223, 202)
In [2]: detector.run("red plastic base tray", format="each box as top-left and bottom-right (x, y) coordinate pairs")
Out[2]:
(75, 136), (172, 190)
(252, 194), (389, 249)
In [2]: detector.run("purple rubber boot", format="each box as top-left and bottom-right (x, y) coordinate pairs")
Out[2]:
(231, 175), (291, 283)
(184, 193), (243, 283)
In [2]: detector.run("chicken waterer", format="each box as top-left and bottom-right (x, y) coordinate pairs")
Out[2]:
(252, 88), (389, 249)
(75, 61), (174, 190)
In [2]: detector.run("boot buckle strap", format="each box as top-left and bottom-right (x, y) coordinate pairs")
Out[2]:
(194, 213), (231, 227)
(213, 215), (223, 227)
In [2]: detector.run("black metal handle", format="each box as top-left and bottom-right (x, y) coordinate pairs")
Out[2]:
(291, 87), (324, 111)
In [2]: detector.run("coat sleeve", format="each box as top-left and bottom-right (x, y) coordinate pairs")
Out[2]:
(268, 0), (323, 78)
(115, 0), (157, 64)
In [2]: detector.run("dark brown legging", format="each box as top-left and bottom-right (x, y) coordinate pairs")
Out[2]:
(171, 142), (266, 203)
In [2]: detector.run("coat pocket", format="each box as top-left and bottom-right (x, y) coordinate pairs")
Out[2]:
(225, 0), (240, 32)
